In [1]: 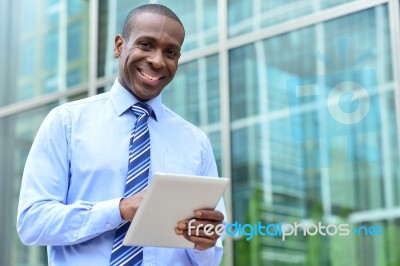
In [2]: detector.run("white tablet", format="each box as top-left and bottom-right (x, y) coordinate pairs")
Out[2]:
(122, 172), (229, 248)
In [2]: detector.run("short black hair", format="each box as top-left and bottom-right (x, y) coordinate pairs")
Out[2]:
(121, 4), (184, 40)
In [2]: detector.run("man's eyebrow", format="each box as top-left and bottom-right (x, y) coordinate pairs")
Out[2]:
(168, 43), (181, 51)
(135, 36), (157, 43)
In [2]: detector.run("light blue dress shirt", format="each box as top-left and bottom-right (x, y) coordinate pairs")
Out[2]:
(17, 79), (226, 266)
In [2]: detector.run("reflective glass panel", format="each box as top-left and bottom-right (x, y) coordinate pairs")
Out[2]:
(67, 23), (83, 62)
(163, 54), (220, 127)
(228, 0), (361, 37)
(229, 5), (398, 265)
(1, 103), (58, 266)
(159, 0), (219, 52)
(4, 0), (89, 107)
(162, 54), (222, 175)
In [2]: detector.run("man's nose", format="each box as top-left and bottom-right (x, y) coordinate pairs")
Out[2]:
(147, 50), (166, 69)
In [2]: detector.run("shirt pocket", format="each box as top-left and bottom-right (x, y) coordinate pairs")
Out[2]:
(164, 156), (201, 175)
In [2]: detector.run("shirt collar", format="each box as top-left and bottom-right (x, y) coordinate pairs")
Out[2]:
(110, 78), (162, 121)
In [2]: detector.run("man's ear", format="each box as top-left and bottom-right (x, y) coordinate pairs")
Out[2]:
(114, 35), (124, 58)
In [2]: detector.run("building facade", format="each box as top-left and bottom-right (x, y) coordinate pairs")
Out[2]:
(1, 0), (400, 265)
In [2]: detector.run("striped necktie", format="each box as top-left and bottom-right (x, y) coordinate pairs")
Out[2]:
(110, 102), (153, 266)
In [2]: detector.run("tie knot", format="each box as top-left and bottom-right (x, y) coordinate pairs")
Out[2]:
(131, 102), (152, 118)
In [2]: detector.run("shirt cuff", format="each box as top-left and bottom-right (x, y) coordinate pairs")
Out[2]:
(90, 198), (123, 233)
(186, 247), (216, 266)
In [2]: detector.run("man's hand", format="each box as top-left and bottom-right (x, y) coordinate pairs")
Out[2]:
(175, 209), (224, 251)
(119, 190), (146, 221)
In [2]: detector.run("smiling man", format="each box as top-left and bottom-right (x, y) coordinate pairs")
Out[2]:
(17, 4), (226, 266)
(115, 11), (184, 101)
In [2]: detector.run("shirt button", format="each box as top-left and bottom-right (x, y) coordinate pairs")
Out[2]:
(74, 233), (78, 238)
(106, 223), (112, 229)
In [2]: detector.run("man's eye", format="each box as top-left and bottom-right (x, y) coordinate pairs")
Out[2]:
(167, 50), (178, 57)
(139, 42), (151, 48)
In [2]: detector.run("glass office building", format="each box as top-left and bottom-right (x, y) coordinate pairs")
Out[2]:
(1, 0), (399, 265)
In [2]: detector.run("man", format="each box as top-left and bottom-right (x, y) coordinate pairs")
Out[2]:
(17, 4), (226, 266)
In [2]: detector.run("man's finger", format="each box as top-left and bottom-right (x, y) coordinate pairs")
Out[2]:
(194, 209), (224, 221)
(186, 229), (221, 240)
(183, 234), (217, 251)
(178, 219), (221, 229)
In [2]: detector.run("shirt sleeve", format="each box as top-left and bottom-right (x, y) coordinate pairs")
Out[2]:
(16, 107), (123, 246)
(185, 135), (227, 266)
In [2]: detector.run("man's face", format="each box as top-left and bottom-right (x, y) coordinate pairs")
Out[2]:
(114, 12), (184, 101)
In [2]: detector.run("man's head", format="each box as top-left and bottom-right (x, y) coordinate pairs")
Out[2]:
(114, 4), (185, 102)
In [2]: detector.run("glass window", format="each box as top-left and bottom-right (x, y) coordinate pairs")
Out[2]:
(159, 0), (219, 52)
(321, 0), (359, 9)
(18, 84), (36, 101)
(68, 0), (84, 16)
(385, 90), (400, 205)
(328, 219), (400, 265)
(206, 55), (221, 124)
(228, 0), (361, 37)
(46, 0), (59, 23)
(208, 130), (222, 174)
(48, 0), (59, 5)
(162, 54), (220, 127)
(21, 0), (38, 33)
(67, 69), (82, 87)
(67, 92), (88, 102)
(67, 22), (83, 62)
(43, 76), (58, 93)
(163, 60), (201, 125)
(44, 31), (59, 70)
(20, 41), (36, 77)
(116, 0), (149, 35)
(229, 44), (258, 121)
(229, 4), (397, 265)
(97, 0), (149, 78)
(1, 103), (58, 266)
(4, 0), (89, 107)
(162, 54), (221, 179)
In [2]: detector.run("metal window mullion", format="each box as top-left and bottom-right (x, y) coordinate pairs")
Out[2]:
(377, 4), (394, 209)
(388, 0), (400, 201)
(254, 41), (273, 205)
(1, 0), (18, 264)
(196, 0), (205, 48)
(105, 0), (117, 78)
(349, 206), (400, 223)
(253, 0), (261, 32)
(198, 58), (208, 126)
(218, 0), (233, 265)
(88, 0), (99, 96)
(180, 43), (219, 64)
(58, 0), (68, 105)
(0, 86), (88, 118)
(314, 2), (332, 216)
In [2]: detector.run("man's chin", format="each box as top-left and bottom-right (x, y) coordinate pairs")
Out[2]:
(131, 90), (160, 102)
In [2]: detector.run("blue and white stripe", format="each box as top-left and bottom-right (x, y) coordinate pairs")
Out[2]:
(110, 102), (153, 266)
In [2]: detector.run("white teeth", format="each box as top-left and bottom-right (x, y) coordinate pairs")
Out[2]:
(140, 71), (159, 81)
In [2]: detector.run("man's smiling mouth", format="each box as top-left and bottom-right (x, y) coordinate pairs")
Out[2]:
(139, 70), (163, 81)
